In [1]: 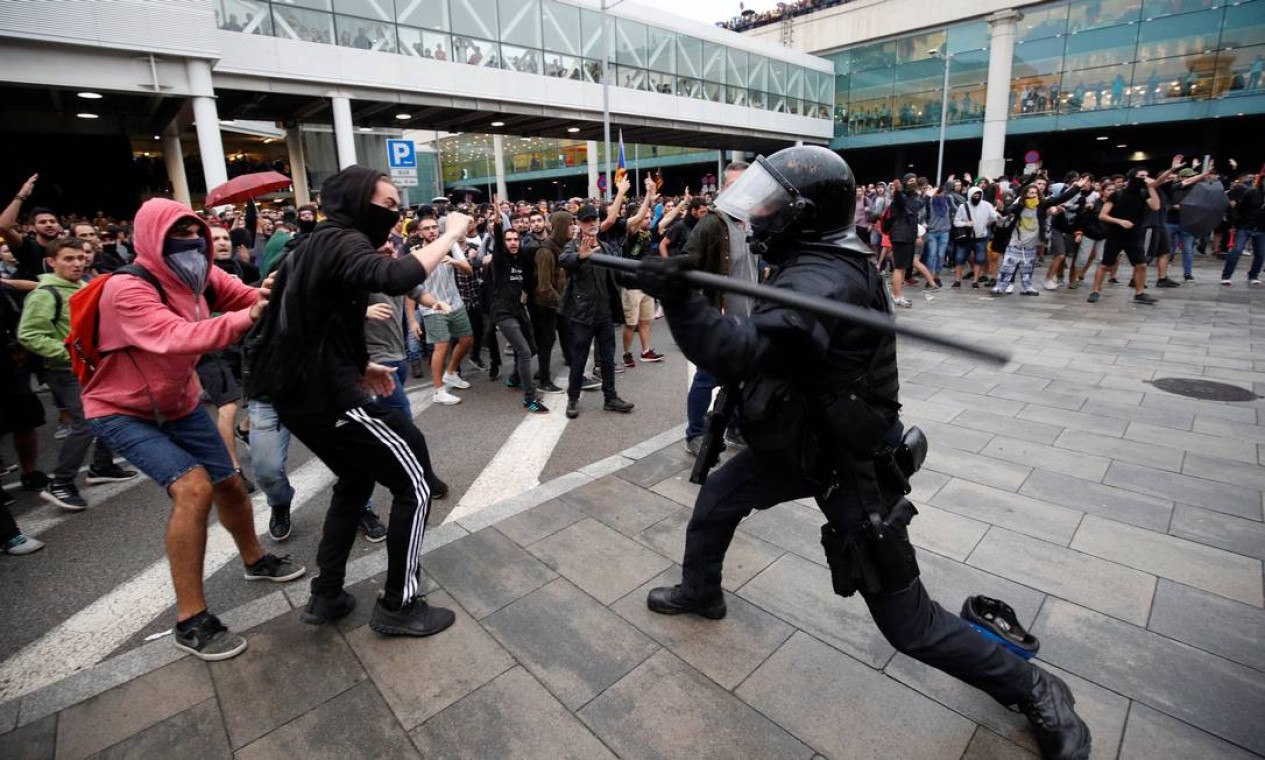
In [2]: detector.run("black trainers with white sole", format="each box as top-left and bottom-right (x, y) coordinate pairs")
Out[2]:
(85, 464), (138, 485)
(243, 553), (306, 583)
(173, 612), (248, 661)
(41, 480), (88, 511)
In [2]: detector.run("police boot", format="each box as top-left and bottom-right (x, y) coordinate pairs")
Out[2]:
(646, 585), (726, 620)
(1019, 668), (1091, 760)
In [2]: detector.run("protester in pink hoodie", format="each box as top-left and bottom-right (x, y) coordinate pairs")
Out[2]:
(86, 198), (306, 662)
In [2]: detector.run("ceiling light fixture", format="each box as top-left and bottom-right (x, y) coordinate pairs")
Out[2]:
(359, 126), (373, 132)
(567, 127), (580, 133)
(1095, 135), (1108, 140)
(1116, 143), (1127, 148)
(395, 113), (411, 120)
(77, 113), (99, 119)
(77, 91), (103, 100)
(491, 121), (505, 127)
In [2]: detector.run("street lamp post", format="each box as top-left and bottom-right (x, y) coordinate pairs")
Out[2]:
(600, 0), (626, 202)
(930, 47), (952, 187)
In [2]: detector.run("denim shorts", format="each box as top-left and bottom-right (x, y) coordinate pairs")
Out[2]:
(90, 408), (236, 490)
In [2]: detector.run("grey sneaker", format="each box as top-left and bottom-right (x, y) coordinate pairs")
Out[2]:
(369, 598), (456, 637)
(243, 553), (306, 583)
(359, 511), (388, 543)
(173, 613), (247, 661)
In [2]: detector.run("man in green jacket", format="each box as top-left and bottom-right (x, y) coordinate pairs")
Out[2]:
(17, 237), (136, 510)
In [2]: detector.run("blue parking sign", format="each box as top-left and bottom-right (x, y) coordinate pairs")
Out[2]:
(387, 139), (416, 169)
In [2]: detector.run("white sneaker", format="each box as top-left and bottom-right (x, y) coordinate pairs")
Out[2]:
(4, 535), (44, 555)
(1043, 279), (1058, 290)
(1005, 283), (1016, 294)
(442, 372), (471, 390)
(434, 389), (462, 405)
(893, 297), (913, 308)
(1222, 279), (1233, 287)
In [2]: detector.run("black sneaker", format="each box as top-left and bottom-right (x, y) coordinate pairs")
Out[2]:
(41, 480), (87, 511)
(951, 280), (962, 289)
(85, 464), (139, 485)
(1087, 291), (1100, 303)
(1019, 668), (1092, 760)
(173, 612), (247, 661)
(410, 359), (425, 378)
(646, 585), (727, 620)
(538, 381), (564, 395)
(234, 426), (251, 448)
(359, 511), (388, 543)
(269, 504), (292, 542)
(622, 352), (636, 368)
(580, 375), (601, 391)
(470, 356), (487, 371)
(243, 553), (306, 583)
(1108, 277), (1119, 284)
(1183, 274), (1195, 282)
(235, 468), (257, 494)
(0, 486), (14, 508)
(603, 397), (634, 413)
(428, 478), (450, 500)
(369, 598), (456, 637)
(684, 437), (724, 456)
(1155, 277), (1180, 288)
(724, 428), (746, 447)
(300, 591), (356, 625)
(566, 398), (579, 419)
(488, 365), (502, 381)
(505, 375), (522, 389)
(524, 397), (550, 414)
(1133, 292), (1158, 305)
(20, 471), (49, 491)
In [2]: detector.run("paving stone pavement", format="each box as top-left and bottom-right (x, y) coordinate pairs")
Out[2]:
(3, 265), (1264, 759)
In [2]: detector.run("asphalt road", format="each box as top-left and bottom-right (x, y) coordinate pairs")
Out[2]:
(0, 319), (687, 684)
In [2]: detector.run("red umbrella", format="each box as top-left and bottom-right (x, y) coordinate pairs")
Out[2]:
(205, 171), (292, 207)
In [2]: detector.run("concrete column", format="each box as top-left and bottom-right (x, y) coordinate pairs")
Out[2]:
(492, 133), (508, 202)
(185, 59), (228, 195)
(586, 140), (600, 199)
(161, 124), (191, 206)
(285, 126), (311, 205)
(980, 9), (1022, 180)
(331, 96), (357, 168)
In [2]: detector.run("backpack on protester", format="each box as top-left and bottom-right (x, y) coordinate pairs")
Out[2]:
(951, 203), (975, 245)
(879, 204), (895, 235)
(64, 264), (216, 385)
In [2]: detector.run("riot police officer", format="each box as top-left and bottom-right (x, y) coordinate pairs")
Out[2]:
(634, 146), (1091, 760)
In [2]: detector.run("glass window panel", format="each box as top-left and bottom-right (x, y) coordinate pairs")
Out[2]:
(332, 0), (390, 20)
(217, 0), (273, 34)
(850, 67), (892, 100)
(498, 0), (540, 47)
(675, 35), (702, 78)
(677, 76), (703, 98)
(1060, 64), (1136, 110)
(1012, 36), (1067, 78)
(1068, 0), (1142, 33)
(894, 58), (943, 91)
(725, 85), (747, 106)
(830, 49), (852, 75)
(772, 95), (787, 113)
(703, 80), (723, 102)
(394, 0), (448, 30)
(581, 58), (603, 83)
(648, 70), (674, 94)
(896, 30), (947, 63)
(1143, 0), (1224, 17)
(616, 19), (647, 67)
(803, 69), (819, 105)
(848, 97), (890, 131)
(1064, 23), (1139, 70)
(451, 35), (497, 65)
(1136, 9), (1221, 61)
(1010, 73), (1062, 115)
(1220, 1), (1265, 50)
(542, 52), (579, 77)
(702, 42), (725, 83)
(581, 9), (606, 58)
(451, 0), (498, 40)
(726, 48), (747, 84)
(1217, 44), (1265, 96)
(647, 26), (674, 73)
(399, 26), (451, 58)
(541, 0), (580, 55)
(769, 59), (787, 95)
(1018, 2), (1068, 42)
(748, 54), (768, 93)
(283, 0), (333, 10)
(851, 40), (895, 69)
(335, 16), (396, 50)
(501, 43), (540, 72)
(270, 5), (334, 43)
(947, 21), (989, 53)
(617, 65), (648, 90)
(749, 89), (767, 109)
(787, 65), (804, 100)
(948, 48), (990, 87)
(947, 83), (985, 122)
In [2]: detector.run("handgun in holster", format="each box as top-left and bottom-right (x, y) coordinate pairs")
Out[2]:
(690, 386), (738, 485)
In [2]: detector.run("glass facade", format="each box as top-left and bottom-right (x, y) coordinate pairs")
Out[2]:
(214, 0), (832, 116)
(438, 135), (708, 184)
(824, 0), (1265, 139)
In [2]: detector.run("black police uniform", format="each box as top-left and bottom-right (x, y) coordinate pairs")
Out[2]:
(641, 146), (1090, 760)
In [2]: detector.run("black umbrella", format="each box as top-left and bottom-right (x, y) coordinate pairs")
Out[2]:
(1180, 180), (1230, 237)
(450, 186), (484, 201)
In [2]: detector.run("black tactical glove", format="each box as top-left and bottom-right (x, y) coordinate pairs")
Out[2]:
(633, 255), (692, 302)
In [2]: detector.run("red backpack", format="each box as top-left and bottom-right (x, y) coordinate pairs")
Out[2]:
(66, 265), (169, 385)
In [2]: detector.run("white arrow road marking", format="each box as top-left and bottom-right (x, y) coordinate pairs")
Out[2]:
(0, 391), (431, 703)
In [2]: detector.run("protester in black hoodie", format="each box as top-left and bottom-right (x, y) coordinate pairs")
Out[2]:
(249, 165), (470, 637)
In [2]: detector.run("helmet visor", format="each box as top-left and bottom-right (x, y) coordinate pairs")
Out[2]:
(714, 159), (795, 231)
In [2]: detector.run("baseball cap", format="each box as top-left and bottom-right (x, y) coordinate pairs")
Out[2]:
(576, 204), (600, 220)
(1177, 168), (1196, 178)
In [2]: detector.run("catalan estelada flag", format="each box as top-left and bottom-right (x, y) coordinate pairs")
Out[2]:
(614, 130), (627, 187)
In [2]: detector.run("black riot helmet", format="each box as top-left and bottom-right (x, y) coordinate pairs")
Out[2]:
(715, 145), (855, 257)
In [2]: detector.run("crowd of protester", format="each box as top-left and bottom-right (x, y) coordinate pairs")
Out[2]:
(717, 0), (851, 32)
(2, 153), (1262, 560)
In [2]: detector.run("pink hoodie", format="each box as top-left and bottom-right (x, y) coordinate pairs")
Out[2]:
(83, 198), (259, 422)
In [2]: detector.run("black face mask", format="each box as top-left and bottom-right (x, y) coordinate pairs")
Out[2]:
(297, 218), (316, 234)
(970, 196), (981, 205)
(364, 204), (400, 247)
(1129, 176), (1146, 191)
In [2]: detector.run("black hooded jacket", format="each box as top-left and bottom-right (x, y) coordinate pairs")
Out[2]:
(263, 166), (428, 416)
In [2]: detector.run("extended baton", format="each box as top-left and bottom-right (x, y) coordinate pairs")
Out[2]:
(589, 253), (1010, 366)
